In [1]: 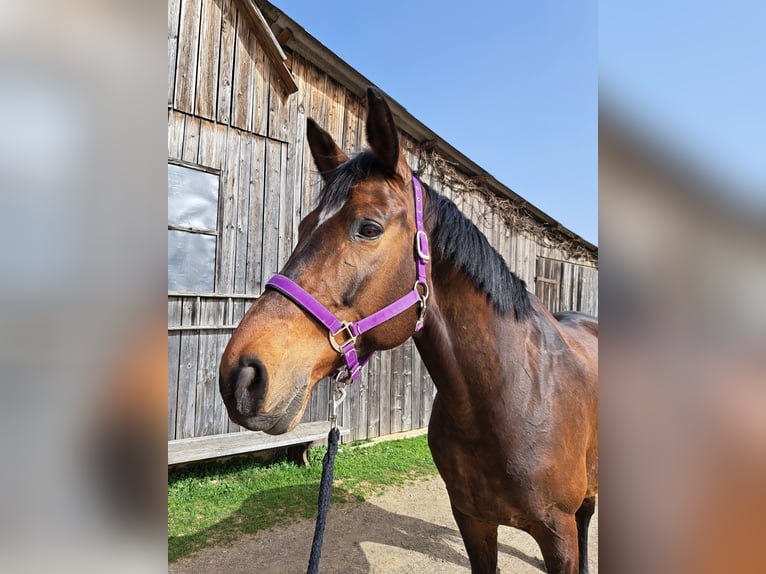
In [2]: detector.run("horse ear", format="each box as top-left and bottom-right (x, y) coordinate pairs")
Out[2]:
(365, 87), (400, 175)
(307, 117), (349, 182)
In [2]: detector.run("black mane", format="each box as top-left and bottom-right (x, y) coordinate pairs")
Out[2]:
(425, 181), (531, 320)
(317, 154), (531, 320)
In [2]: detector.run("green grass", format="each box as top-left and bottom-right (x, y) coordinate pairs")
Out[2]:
(168, 434), (437, 562)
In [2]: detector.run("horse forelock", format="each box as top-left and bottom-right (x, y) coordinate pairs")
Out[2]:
(316, 151), (377, 223)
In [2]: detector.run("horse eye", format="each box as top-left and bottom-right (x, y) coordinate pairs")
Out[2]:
(357, 221), (383, 239)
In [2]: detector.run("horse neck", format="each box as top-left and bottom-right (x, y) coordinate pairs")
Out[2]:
(413, 258), (536, 431)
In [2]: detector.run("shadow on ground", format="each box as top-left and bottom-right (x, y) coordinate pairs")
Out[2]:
(169, 482), (546, 573)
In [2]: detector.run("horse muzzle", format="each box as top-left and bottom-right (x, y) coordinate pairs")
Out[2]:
(219, 355), (307, 434)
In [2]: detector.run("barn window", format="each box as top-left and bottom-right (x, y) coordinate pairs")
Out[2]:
(535, 257), (592, 314)
(168, 162), (220, 292)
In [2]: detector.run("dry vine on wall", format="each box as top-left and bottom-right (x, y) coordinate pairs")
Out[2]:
(413, 147), (596, 262)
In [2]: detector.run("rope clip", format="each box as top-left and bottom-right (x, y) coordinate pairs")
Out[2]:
(329, 381), (347, 429)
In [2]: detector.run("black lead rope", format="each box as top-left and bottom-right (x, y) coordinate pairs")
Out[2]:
(307, 426), (340, 574)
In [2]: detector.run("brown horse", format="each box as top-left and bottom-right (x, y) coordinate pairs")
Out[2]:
(219, 87), (598, 574)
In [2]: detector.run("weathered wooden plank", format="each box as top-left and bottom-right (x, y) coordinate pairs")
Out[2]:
(495, 214), (505, 267)
(168, 110), (185, 161)
(176, 298), (200, 438)
(168, 421), (348, 465)
(181, 115), (201, 163)
(345, 372), (358, 442)
(168, 331), (181, 440)
(583, 264), (593, 311)
(168, 297), (182, 328)
(168, 37), (178, 107)
(573, 263), (584, 311)
(287, 56), (307, 246)
(197, 119), (226, 170)
(508, 226), (518, 278)
(554, 259), (563, 311)
(390, 346), (403, 435)
(168, 0), (181, 38)
(174, 0), (202, 114)
(485, 196), (497, 252)
(479, 195), (490, 242)
(356, 369), (369, 441)
(401, 340), (413, 432)
(261, 139), (281, 283)
(252, 33), (270, 136)
(167, 297), (182, 440)
(268, 67), (293, 142)
(378, 349), (392, 437)
(549, 260), (568, 312)
(277, 143), (293, 269)
(314, 377), (331, 427)
(582, 265), (598, 316)
(535, 256), (545, 307)
(410, 341), (422, 430)
(560, 261), (573, 311)
(303, 63), (327, 212)
(486, 200), (497, 255)
(325, 79), (345, 147)
(231, 11), (254, 131)
(246, 136), (266, 293)
(208, 301), (228, 434)
(194, 300), (220, 436)
(342, 91), (362, 155)
(194, 0), (221, 119)
(515, 233), (527, 287)
(216, 128), (240, 292)
(553, 259), (564, 312)
(366, 351), (380, 438)
(341, 378), (352, 443)
(233, 134), (252, 294)
(470, 192), (483, 240)
(527, 235), (538, 287)
(216, 0), (236, 125)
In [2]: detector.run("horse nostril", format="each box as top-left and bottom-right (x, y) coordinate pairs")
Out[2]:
(231, 356), (268, 414)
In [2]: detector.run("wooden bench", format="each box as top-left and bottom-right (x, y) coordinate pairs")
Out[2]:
(168, 421), (350, 467)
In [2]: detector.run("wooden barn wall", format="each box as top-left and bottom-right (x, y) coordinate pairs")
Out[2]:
(168, 0), (598, 443)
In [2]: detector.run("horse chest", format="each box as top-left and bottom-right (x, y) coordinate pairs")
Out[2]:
(428, 402), (541, 528)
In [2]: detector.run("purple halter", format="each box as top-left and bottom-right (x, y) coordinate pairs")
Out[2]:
(265, 176), (430, 383)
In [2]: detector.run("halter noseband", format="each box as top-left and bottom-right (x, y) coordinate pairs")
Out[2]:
(264, 175), (430, 383)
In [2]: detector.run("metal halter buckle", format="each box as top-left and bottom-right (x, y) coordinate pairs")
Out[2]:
(329, 321), (357, 353)
(415, 230), (430, 261)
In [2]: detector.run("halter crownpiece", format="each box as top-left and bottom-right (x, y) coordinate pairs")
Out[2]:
(265, 175), (430, 383)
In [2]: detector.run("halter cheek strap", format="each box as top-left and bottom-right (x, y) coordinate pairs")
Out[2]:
(265, 175), (430, 383)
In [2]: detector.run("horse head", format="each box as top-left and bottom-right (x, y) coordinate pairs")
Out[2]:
(219, 88), (429, 434)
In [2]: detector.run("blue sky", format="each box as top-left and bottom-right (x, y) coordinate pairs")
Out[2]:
(273, 0), (599, 245)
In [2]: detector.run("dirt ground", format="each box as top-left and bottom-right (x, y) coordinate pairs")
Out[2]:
(169, 474), (598, 573)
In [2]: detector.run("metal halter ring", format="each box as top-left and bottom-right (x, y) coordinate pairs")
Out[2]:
(414, 280), (430, 304)
(329, 321), (357, 353)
